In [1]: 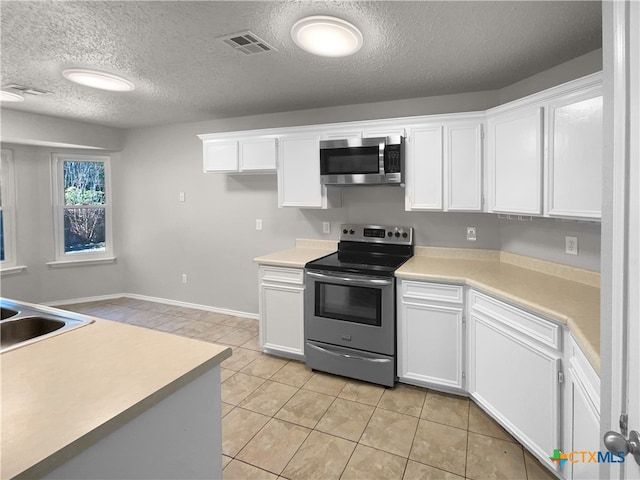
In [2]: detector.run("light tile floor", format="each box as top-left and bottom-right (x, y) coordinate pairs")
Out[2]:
(60, 297), (557, 480)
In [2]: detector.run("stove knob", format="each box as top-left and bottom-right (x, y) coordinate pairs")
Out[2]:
(395, 232), (400, 237)
(387, 232), (393, 237)
(349, 229), (355, 235)
(343, 229), (348, 234)
(402, 232), (408, 238)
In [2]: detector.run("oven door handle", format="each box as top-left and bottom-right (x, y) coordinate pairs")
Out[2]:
(306, 343), (392, 364)
(306, 271), (393, 286)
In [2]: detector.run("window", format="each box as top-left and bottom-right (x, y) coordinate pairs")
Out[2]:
(0, 149), (18, 270)
(51, 153), (114, 264)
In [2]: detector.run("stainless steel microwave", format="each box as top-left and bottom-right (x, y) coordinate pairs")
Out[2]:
(319, 136), (405, 186)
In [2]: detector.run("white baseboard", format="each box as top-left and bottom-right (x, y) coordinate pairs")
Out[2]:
(45, 293), (127, 306)
(44, 293), (258, 320)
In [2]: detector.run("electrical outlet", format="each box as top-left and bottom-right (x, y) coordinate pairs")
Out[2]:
(322, 222), (331, 234)
(565, 236), (578, 255)
(466, 227), (477, 241)
(179, 191), (185, 202)
(181, 274), (188, 284)
(256, 219), (262, 231)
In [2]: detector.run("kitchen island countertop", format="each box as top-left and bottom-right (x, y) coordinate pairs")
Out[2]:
(1, 312), (231, 479)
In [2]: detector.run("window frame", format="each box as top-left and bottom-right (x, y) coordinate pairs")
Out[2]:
(50, 153), (114, 265)
(1, 148), (19, 271)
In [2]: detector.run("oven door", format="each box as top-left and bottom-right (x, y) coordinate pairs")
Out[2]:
(304, 269), (395, 355)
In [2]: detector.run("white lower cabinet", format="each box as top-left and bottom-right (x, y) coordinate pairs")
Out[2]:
(468, 290), (562, 473)
(563, 335), (601, 480)
(398, 280), (465, 392)
(258, 265), (305, 359)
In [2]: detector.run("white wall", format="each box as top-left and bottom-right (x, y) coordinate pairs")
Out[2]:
(0, 109), (124, 150)
(0, 144), (126, 303)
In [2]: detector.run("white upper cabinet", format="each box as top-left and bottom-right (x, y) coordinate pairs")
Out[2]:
(322, 129), (363, 140)
(238, 138), (278, 171)
(363, 127), (406, 138)
(278, 133), (339, 209)
(445, 121), (483, 211)
(203, 140), (238, 172)
(488, 107), (544, 215)
(405, 117), (483, 212)
(546, 87), (603, 219)
(487, 73), (603, 219)
(200, 136), (277, 173)
(405, 125), (443, 210)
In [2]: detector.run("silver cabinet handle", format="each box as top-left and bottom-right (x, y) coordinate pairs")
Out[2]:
(306, 271), (392, 286)
(306, 343), (391, 363)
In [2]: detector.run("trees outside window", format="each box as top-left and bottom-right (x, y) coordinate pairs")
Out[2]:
(52, 154), (113, 262)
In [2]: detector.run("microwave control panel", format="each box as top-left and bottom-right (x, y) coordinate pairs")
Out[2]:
(384, 145), (402, 173)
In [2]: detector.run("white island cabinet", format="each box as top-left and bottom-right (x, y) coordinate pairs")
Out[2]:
(397, 280), (465, 392)
(468, 289), (563, 473)
(258, 265), (305, 359)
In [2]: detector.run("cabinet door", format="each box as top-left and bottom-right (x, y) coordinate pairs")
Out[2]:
(363, 127), (406, 138)
(398, 301), (464, 391)
(203, 140), (238, 172)
(405, 126), (443, 210)
(260, 283), (305, 358)
(239, 138), (277, 171)
(567, 369), (600, 480)
(488, 107), (543, 214)
(470, 312), (561, 467)
(278, 134), (326, 208)
(445, 123), (483, 211)
(322, 130), (362, 140)
(546, 90), (603, 219)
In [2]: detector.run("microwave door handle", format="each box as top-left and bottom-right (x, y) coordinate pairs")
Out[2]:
(306, 271), (393, 286)
(379, 140), (385, 174)
(306, 343), (392, 363)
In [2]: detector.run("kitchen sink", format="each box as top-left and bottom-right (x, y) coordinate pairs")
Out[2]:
(0, 298), (94, 353)
(1, 307), (19, 320)
(1, 317), (66, 349)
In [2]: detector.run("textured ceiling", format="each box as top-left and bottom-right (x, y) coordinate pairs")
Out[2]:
(0, 1), (602, 129)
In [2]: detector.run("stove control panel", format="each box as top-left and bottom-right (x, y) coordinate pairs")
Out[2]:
(340, 224), (413, 245)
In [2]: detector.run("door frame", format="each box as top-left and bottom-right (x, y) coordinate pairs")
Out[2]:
(601, 1), (640, 478)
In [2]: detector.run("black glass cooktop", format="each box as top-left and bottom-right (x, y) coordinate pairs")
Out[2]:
(306, 242), (413, 277)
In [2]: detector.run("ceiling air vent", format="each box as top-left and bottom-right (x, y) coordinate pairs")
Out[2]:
(218, 30), (276, 55)
(3, 84), (52, 95)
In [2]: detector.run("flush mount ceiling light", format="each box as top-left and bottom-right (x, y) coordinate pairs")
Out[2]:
(0, 90), (25, 102)
(291, 15), (363, 57)
(62, 68), (135, 92)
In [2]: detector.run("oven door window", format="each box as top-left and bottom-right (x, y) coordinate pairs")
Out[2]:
(320, 146), (380, 175)
(315, 282), (381, 326)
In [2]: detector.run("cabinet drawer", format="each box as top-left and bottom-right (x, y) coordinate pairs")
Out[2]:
(401, 281), (464, 304)
(469, 290), (561, 350)
(260, 266), (304, 285)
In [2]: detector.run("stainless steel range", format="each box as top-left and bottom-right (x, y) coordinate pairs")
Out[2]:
(304, 224), (414, 387)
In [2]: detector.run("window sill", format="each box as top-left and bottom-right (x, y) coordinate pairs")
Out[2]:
(0, 265), (28, 276)
(46, 257), (117, 268)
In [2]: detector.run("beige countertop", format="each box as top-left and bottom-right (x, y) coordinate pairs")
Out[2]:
(397, 248), (600, 373)
(253, 241), (600, 373)
(1, 316), (231, 479)
(253, 239), (337, 268)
